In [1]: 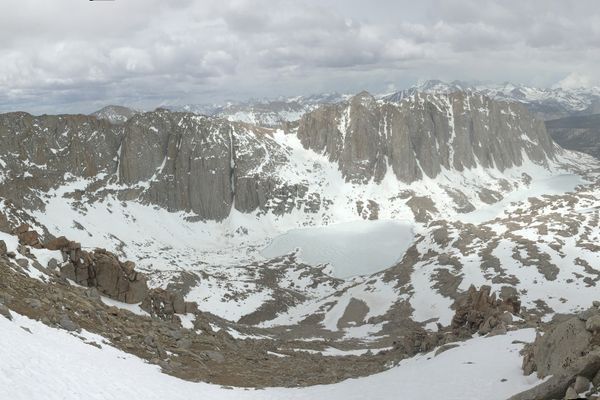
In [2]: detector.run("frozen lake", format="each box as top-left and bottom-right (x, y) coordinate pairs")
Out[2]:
(262, 220), (415, 279)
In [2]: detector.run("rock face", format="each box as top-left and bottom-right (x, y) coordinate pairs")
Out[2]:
(58, 242), (148, 303)
(0, 112), (122, 209)
(298, 91), (556, 183)
(118, 110), (288, 220)
(450, 285), (520, 336)
(0, 91), (562, 221)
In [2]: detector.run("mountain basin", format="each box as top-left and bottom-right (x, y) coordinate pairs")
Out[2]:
(261, 219), (415, 279)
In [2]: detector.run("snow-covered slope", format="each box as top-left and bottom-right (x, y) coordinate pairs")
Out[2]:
(0, 312), (542, 400)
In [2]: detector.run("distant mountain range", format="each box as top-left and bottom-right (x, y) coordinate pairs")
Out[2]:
(384, 80), (600, 121)
(89, 80), (600, 160)
(92, 80), (600, 128)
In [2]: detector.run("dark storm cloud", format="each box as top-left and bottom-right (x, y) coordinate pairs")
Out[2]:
(0, 0), (599, 113)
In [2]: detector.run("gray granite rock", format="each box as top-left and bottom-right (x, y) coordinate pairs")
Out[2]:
(298, 91), (556, 184)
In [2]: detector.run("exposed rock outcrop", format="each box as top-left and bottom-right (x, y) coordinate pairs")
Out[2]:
(521, 306), (600, 379)
(513, 304), (600, 399)
(14, 224), (42, 248)
(141, 288), (198, 321)
(450, 285), (520, 336)
(0, 112), (122, 209)
(298, 91), (556, 183)
(510, 353), (600, 400)
(56, 241), (148, 304)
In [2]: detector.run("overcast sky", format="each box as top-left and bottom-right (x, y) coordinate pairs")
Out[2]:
(1, 0), (599, 114)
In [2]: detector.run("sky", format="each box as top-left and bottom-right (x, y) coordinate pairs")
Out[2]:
(1, 0), (599, 114)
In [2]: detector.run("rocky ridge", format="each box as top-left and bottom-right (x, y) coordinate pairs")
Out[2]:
(511, 304), (600, 400)
(0, 90), (569, 225)
(298, 90), (555, 183)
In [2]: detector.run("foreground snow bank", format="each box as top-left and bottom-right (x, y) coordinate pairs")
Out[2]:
(0, 312), (541, 400)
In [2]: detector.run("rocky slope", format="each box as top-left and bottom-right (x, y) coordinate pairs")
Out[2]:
(511, 304), (600, 400)
(546, 114), (600, 159)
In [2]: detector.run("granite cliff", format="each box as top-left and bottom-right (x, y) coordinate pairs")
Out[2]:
(0, 91), (564, 222)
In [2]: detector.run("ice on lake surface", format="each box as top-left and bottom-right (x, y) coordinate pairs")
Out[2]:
(262, 220), (414, 279)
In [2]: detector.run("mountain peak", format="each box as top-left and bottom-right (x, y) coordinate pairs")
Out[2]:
(91, 105), (138, 124)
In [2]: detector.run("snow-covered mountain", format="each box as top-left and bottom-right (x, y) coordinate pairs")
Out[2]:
(385, 80), (600, 121)
(91, 105), (140, 124)
(100, 82), (600, 129)
(1, 89), (600, 398)
(168, 93), (350, 128)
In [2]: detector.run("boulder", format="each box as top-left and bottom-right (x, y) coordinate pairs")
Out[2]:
(59, 314), (79, 332)
(593, 369), (600, 387)
(524, 316), (592, 378)
(573, 375), (590, 394)
(24, 298), (42, 309)
(200, 350), (225, 363)
(564, 386), (578, 399)
(0, 240), (6, 256)
(0, 304), (12, 320)
(19, 230), (41, 247)
(13, 224), (42, 248)
(141, 288), (197, 321)
(14, 223), (30, 235)
(16, 258), (29, 268)
(586, 315), (600, 333)
(44, 236), (70, 251)
(509, 353), (600, 400)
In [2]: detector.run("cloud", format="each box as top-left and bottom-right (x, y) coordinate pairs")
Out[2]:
(555, 72), (600, 89)
(0, 0), (599, 113)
